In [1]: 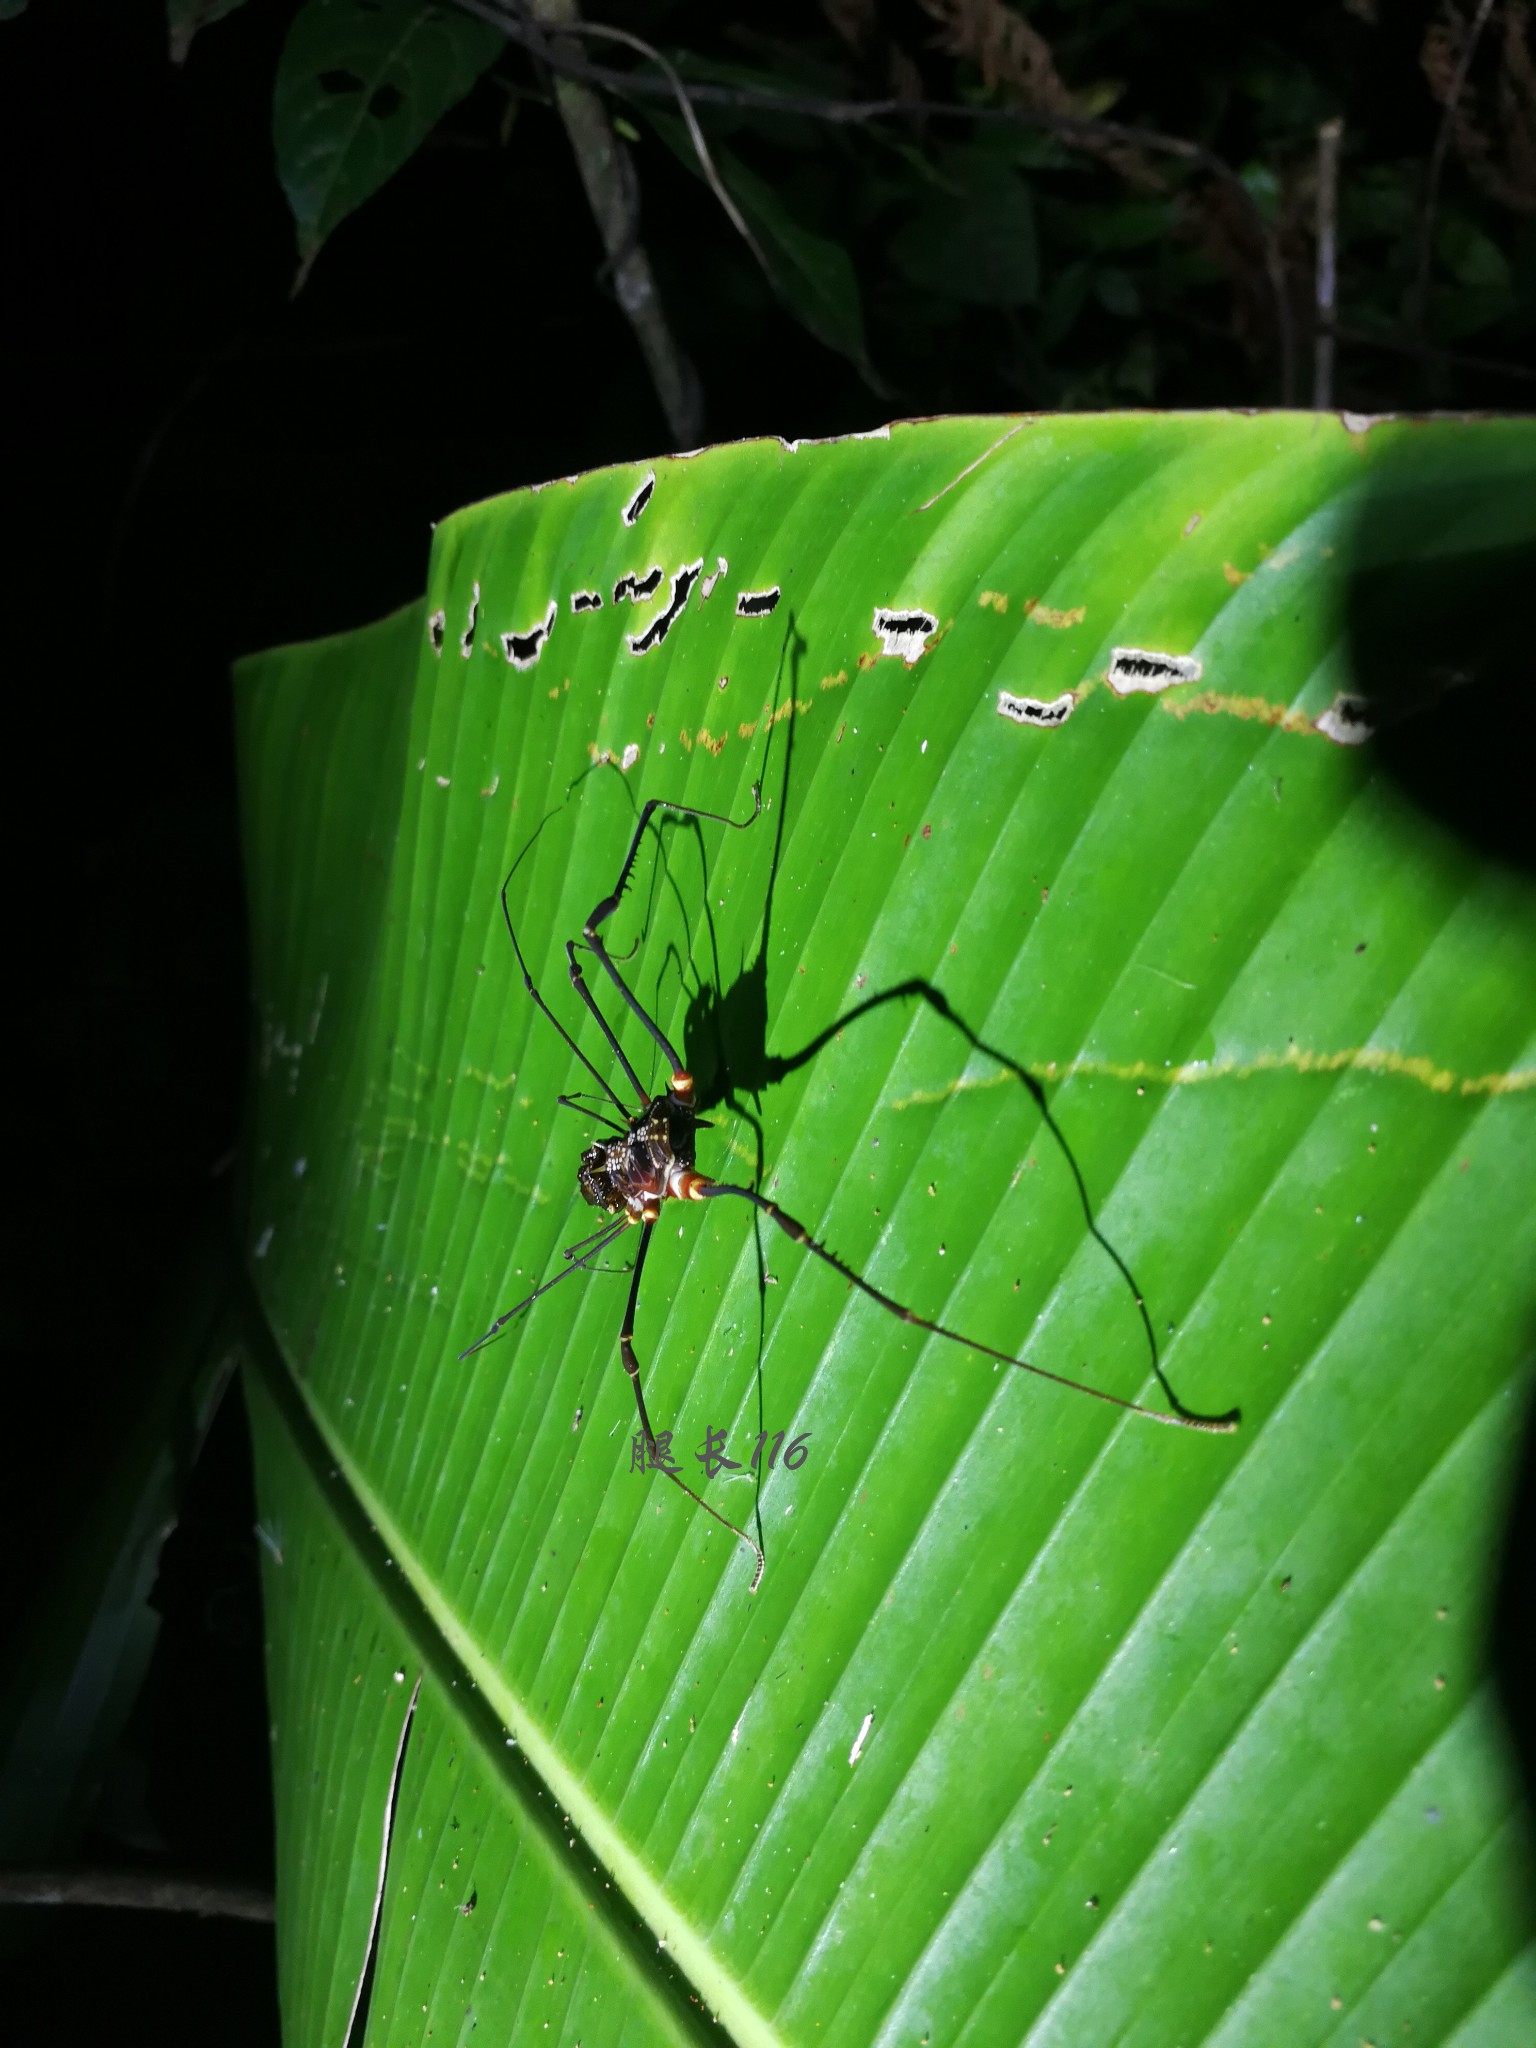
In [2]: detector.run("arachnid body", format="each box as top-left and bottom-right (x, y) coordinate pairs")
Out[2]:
(577, 1077), (703, 1219)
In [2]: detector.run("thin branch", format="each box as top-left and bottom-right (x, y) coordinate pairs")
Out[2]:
(531, 12), (769, 270)
(464, 4), (782, 323)
(0, 1868), (274, 1922)
(452, 0), (1296, 403)
(1334, 318), (1536, 382)
(1161, 292), (1536, 385)
(516, 0), (701, 446)
(1313, 116), (1344, 409)
(1414, 0), (1498, 346)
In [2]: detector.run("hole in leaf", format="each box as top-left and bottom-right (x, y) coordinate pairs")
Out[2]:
(613, 566), (663, 604)
(628, 560), (702, 656)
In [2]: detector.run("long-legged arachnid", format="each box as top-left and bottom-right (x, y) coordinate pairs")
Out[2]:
(461, 781), (1239, 1591)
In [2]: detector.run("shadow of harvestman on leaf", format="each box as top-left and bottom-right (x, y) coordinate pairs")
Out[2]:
(657, 617), (1236, 1436)
(466, 620), (1236, 1595)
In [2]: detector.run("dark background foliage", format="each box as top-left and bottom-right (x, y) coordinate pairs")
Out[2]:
(1, 1), (1530, 2038)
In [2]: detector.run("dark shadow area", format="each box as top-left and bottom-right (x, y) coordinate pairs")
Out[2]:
(1344, 476), (1536, 879)
(629, 630), (804, 1564)
(1343, 471), (1535, 1867)
(660, 623), (1227, 1432)
(0, 1379), (277, 2044)
(700, 963), (1228, 1430)
(1493, 1362), (1536, 1839)
(665, 614), (803, 1166)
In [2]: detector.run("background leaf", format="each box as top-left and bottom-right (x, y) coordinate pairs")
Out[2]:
(888, 158), (1040, 307)
(643, 110), (871, 372)
(167, 0), (250, 66)
(237, 413), (1536, 2044)
(273, 0), (502, 284)
(717, 146), (871, 366)
(0, 1222), (236, 1870)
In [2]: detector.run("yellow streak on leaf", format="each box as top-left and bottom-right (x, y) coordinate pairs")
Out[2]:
(1159, 690), (1318, 736)
(891, 1045), (1536, 1111)
(366, 1117), (547, 1195)
(1026, 601), (1087, 630)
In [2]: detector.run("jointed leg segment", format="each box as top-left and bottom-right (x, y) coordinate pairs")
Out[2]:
(619, 1221), (658, 1446)
(582, 788), (761, 1081)
(565, 940), (648, 1107)
(498, 808), (631, 1118)
(457, 1217), (629, 1360)
(697, 1182), (1239, 1435)
(617, 1219), (765, 1589)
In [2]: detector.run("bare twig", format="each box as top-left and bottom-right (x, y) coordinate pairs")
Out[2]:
(516, 0), (702, 446)
(0, 1868), (274, 1922)
(1334, 317), (1536, 381)
(1162, 291), (1536, 383)
(1313, 116), (1344, 408)
(1414, 0), (1499, 345)
(452, 0), (1296, 402)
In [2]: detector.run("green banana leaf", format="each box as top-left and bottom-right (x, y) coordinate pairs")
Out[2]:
(236, 413), (1536, 2046)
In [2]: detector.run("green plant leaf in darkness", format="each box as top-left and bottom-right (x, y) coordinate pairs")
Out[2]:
(235, 413), (1536, 2047)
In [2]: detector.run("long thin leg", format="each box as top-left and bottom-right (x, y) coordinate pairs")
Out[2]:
(499, 808), (631, 1117)
(566, 940), (649, 1107)
(458, 1219), (630, 1359)
(619, 1221), (765, 1590)
(561, 1217), (631, 1263)
(619, 1221), (660, 1444)
(697, 1183), (1240, 1435)
(556, 1093), (629, 1136)
(583, 788), (762, 1076)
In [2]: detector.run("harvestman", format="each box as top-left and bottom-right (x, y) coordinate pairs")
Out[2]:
(460, 783), (1239, 1589)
